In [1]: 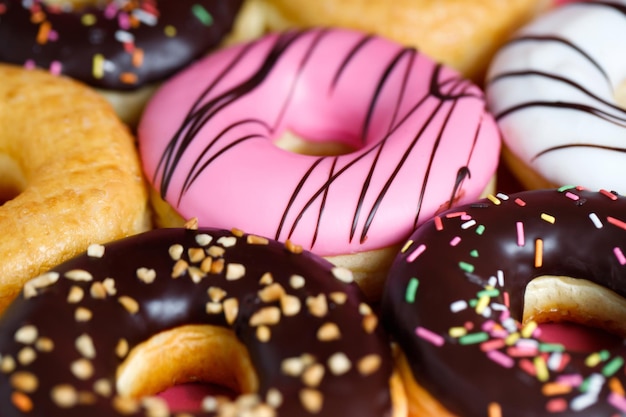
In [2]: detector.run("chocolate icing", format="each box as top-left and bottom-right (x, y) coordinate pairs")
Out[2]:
(0, 227), (393, 416)
(382, 187), (626, 416)
(0, 0), (243, 90)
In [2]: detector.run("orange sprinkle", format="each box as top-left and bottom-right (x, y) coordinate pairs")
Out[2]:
(132, 48), (144, 68)
(30, 10), (46, 24)
(119, 72), (138, 84)
(434, 216), (443, 231)
(542, 382), (572, 396)
(488, 402), (502, 417)
(11, 392), (33, 412)
(36, 21), (52, 45)
(534, 239), (543, 268)
(610, 377), (626, 397)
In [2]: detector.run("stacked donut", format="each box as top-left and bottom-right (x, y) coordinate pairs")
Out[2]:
(2, 0), (625, 415)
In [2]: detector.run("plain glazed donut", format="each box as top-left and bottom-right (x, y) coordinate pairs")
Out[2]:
(138, 28), (501, 299)
(0, 0), (244, 125)
(382, 186), (626, 416)
(0, 63), (150, 314)
(0, 226), (405, 416)
(486, 0), (626, 192)
(229, 0), (555, 82)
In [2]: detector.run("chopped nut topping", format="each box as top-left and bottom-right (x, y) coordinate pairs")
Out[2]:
(266, 388), (283, 408)
(329, 292), (348, 305)
(299, 388), (323, 413)
(259, 272), (274, 286)
(217, 236), (237, 248)
(358, 354), (382, 375)
(24, 272), (60, 298)
(90, 282), (107, 299)
(188, 266), (206, 283)
(113, 395), (140, 414)
(188, 247), (206, 263)
(68, 285), (85, 303)
(226, 263), (246, 280)
(258, 283), (285, 302)
(168, 244), (184, 260)
(359, 302), (373, 316)
(172, 259), (189, 278)
(211, 258), (225, 274)
(289, 275), (305, 289)
(281, 357), (306, 377)
(14, 325), (38, 345)
(249, 307), (281, 326)
(223, 298), (239, 325)
(256, 325), (271, 342)
(116, 339), (129, 358)
(35, 337), (54, 352)
(208, 286), (227, 302)
(94, 378), (112, 397)
(285, 240), (303, 254)
(76, 334), (96, 359)
(17, 347), (36, 365)
(206, 302), (223, 315)
(142, 396), (170, 417)
(184, 217), (199, 230)
(280, 294), (301, 316)
(207, 245), (226, 258)
(302, 363), (325, 388)
(75, 307), (93, 322)
(118, 296), (140, 314)
(195, 233), (213, 246)
(1, 355), (16, 373)
(231, 228), (245, 237)
(137, 267), (157, 284)
(362, 314), (379, 334)
(11, 391), (33, 412)
(10, 371), (38, 392)
(200, 256), (213, 273)
(71, 358), (94, 380)
(317, 322), (341, 341)
(328, 352), (351, 375)
(65, 269), (93, 282)
(247, 234), (269, 245)
(102, 278), (117, 296)
(51, 384), (78, 408)
(331, 267), (354, 283)
(306, 294), (328, 317)
(87, 243), (105, 258)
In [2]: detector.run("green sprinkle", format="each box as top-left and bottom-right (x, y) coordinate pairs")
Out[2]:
(475, 224), (485, 235)
(557, 185), (576, 192)
(405, 278), (419, 303)
(470, 249), (479, 258)
(600, 349), (611, 361)
(469, 298), (478, 308)
(459, 332), (489, 345)
(477, 288), (499, 298)
(539, 343), (565, 353)
(192, 4), (213, 26)
(602, 356), (624, 377)
(459, 261), (475, 273)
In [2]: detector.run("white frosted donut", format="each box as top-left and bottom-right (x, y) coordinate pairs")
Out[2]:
(485, 0), (626, 192)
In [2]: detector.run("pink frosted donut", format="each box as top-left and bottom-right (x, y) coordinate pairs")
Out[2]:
(138, 28), (501, 297)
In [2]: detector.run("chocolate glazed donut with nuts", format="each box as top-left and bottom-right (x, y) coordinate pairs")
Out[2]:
(0, 226), (404, 416)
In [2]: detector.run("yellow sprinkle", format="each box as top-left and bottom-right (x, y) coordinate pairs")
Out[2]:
(164, 25), (177, 37)
(521, 321), (538, 338)
(486, 194), (501, 205)
(585, 352), (602, 368)
(534, 356), (549, 382)
(505, 332), (520, 346)
(81, 13), (97, 26)
(534, 239), (543, 268)
(475, 295), (490, 315)
(92, 54), (105, 79)
(401, 240), (413, 253)
(541, 213), (556, 224)
(448, 327), (467, 338)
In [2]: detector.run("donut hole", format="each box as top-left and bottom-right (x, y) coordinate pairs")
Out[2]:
(116, 324), (258, 411)
(274, 130), (358, 156)
(0, 154), (27, 205)
(523, 276), (625, 351)
(615, 78), (626, 110)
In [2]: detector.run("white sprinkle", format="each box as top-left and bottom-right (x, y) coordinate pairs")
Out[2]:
(461, 219), (477, 230)
(132, 8), (158, 26)
(114, 30), (135, 44)
(589, 212), (603, 229)
(496, 193), (509, 201)
(570, 392), (599, 411)
(548, 352), (563, 371)
(497, 270), (505, 287)
(488, 276), (497, 287)
(450, 300), (468, 313)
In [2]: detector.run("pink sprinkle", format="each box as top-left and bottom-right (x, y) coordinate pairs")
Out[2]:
(565, 192), (579, 201)
(507, 346), (539, 358)
(487, 349), (514, 368)
(434, 216), (443, 231)
(104, 3), (117, 19)
(516, 222), (525, 246)
(515, 198), (526, 207)
(614, 247), (626, 265)
(482, 320), (496, 332)
(481, 338), (506, 352)
(608, 392), (626, 412)
(48, 29), (58, 42)
(450, 236), (461, 247)
(118, 12), (131, 30)
(49, 60), (62, 75)
(546, 398), (568, 413)
(556, 374), (583, 387)
(407, 244), (426, 263)
(461, 214), (472, 221)
(24, 59), (36, 70)
(416, 326), (445, 346)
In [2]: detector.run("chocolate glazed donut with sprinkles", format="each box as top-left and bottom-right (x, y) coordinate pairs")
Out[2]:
(0, 226), (404, 416)
(382, 187), (626, 416)
(0, 0), (244, 124)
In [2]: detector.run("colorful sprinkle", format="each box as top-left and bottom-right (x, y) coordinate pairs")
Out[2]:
(434, 216), (443, 231)
(458, 332), (489, 345)
(540, 213), (556, 224)
(416, 326), (444, 347)
(557, 185), (576, 192)
(534, 239), (543, 268)
(461, 219), (477, 230)
(607, 216), (626, 231)
(407, 243), (426, 263)
(589, 212), (603, 229)
(600, 189), (618, 200)
(602, 356), (624, 377)
(92, 54), (105, 79)
(192, 4), (214, 26)
(565, 191), (580, 201)
(459, 262), (475, 273)
(450, 300), (468, 313)
(487, 194), (501, 205)
(450, 236), (461, 246)
(401, 240), (413, 253)
(475, 224), (486, 235)
(405, 278), (419, 303)
(614, 247), (626, 265)
(516, 222), (525, 247)
(514, 198), (526, 207)
(164, 25), (177, 37)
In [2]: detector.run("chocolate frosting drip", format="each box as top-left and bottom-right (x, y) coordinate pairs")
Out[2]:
(0, 228), (393, 416)
(0, 0), (243, 90)
(382, 187), (626, 416)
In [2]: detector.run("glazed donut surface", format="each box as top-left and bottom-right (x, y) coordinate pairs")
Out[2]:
(486, 0), (626, 192)
(0, 227), (399, 416)
(382, 187), (626, 416)
(139, 28), (500, 258)
(0, 63), (150, 314)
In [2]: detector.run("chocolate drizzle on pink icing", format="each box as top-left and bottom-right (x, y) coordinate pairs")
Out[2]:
(140, 28), (500, 255)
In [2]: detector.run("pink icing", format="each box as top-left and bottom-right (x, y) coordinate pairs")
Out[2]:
(138, 28), (501, 256)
